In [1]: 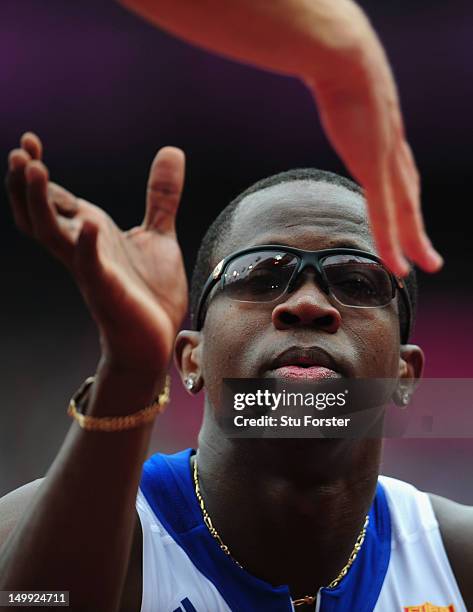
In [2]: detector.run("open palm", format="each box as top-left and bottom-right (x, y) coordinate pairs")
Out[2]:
(6, 133), (188, 373)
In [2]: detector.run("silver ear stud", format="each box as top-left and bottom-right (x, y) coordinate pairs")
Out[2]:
(400, 390), (410, 408)
(184, 375), (197, 392)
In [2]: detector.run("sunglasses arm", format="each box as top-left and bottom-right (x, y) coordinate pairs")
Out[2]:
(194, 258), (226, 330)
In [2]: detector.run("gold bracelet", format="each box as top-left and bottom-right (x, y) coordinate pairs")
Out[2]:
(67, 375), (171, 432)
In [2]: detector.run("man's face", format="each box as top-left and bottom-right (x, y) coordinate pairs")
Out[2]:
(184, 180), (412, 409)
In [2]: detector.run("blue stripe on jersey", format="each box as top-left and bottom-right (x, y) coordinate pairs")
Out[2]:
(140, 449), (391, 612)
(180, 597), (198, 612)
(171, 601), (197, 612)
(141, 449), (293, 611)
(318, 479), (391, 612)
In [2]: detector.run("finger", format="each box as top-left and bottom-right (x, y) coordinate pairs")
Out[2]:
(365, 176), (410, 277)
(6, 148), (33, 234)
(20, 131), (43, 161)
(25, 160), (74, 264)
(390, 141), (443, 273)
(143, 146), (185, 234)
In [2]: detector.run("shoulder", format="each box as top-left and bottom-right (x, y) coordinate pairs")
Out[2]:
(379, 476), (473, 608)
(0, 478), (44, 545)
(378, 475), (437, 538)
(428, 492), (473, 608)
(0, 477), (143, 612)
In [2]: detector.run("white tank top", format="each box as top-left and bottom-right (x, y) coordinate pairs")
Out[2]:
(136, 449), (466, 611)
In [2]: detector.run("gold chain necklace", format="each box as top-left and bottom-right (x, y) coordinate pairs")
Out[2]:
(192, 456), (369, 608)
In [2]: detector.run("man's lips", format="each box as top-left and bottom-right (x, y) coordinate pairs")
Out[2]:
(270, 365), (341, 380)
(264, 346), (344, 379)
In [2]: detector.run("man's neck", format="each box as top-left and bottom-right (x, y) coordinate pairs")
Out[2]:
(195, 428), (381, 600)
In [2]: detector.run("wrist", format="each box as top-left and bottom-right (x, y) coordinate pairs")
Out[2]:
(84, 356), (169, 419)
(303, 3), (378, 89)
(98, 351), (168, 381)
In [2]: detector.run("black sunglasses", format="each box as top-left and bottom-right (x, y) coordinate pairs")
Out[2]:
(195, 245), (412, 343)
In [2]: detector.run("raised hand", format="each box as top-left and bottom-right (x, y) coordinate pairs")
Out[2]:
(305, 20), (443, 277)
(6, 132), (188, 375)
(118, 0), (443, 277)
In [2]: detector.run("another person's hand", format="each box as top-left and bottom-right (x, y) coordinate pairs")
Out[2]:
(303, 4), (443, 277)
(118, 0), (442, 277)
(6, 132), (188, 375)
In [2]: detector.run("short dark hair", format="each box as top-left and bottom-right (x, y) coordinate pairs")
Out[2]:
(190, 168), (417, 341)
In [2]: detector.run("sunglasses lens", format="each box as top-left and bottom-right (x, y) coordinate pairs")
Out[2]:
(223, 251), (298, 302)
(322, 255), (394, 307)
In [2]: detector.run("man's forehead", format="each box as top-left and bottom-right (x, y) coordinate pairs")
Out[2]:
(220, 180), (373, 258)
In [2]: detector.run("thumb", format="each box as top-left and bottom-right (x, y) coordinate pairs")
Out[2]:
(142, 146), (185, 234)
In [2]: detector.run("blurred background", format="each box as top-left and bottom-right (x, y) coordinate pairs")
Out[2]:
(1, 0), (472, 500)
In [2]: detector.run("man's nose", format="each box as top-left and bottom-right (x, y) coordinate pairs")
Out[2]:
(271, 274), (341, 333)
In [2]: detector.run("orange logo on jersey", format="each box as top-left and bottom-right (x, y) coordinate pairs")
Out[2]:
(403, 604), (455, 612)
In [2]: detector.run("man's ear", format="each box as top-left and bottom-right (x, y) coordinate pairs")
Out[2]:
(392, 344), (425, 407)
(174, 330), (204, 394)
